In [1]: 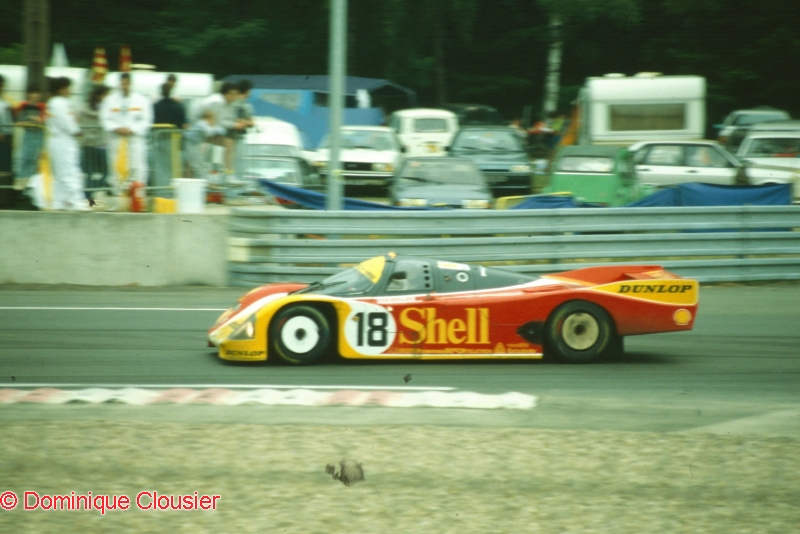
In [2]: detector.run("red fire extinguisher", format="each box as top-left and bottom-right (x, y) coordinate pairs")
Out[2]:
(128, 181), (146, 212)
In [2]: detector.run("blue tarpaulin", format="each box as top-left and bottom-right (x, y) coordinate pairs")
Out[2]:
(624, 182), (791, 207)
(257, 180), (792, 211)
(510, 195), (602, 209)
(257, 179), (444, 211)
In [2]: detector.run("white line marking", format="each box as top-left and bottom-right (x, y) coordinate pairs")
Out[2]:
(0, 383), (457, 391)
(0, 307), (227, 311)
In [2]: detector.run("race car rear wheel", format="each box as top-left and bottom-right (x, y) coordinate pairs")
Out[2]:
(545, 300), (614, 364)
(270, 305), (331, 365)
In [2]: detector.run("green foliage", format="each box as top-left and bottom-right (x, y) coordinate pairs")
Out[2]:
(2, 0), (799, 121)
(0, 44), (23, 65)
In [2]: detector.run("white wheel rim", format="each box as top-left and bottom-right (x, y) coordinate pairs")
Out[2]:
(280, 316), (320, 354)
(561, 312), (599, 351)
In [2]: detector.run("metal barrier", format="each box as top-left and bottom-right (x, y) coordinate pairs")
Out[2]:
(227, 206), (800, 286)
(0, 118), (267, 209)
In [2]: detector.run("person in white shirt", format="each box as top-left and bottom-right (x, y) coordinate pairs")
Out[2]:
(46, 77), (88, 211)
(100, 72), (153, 195)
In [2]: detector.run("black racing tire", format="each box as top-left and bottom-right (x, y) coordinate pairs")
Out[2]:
(545, 300), (614, 364)
(269, 305), (331, 365)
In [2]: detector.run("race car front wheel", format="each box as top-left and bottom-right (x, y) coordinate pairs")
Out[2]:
(270, 305), (331, 365)
(545, 300), (614, 364)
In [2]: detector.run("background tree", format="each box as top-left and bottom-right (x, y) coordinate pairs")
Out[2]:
(1, 0), (799, 124)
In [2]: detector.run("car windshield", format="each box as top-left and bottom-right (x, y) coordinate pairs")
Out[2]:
(243, 144), (299, 158)
(320, 130), (395, 151)
(557, 156), (615, 173)
(734, 112), (789, 126)
(451, 130), (521, 151)
(399, 160), (484, 186)
(244, 159), (301, 184)
(414, 118), (449, 133)
(293, 256), (386, 296)
(742, 138), (800, 157)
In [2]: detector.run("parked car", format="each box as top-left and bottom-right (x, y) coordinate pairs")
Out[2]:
(242, 153), (320, 189)
(442, 104), (506, 126)
(628, 141), (746, 188)
(313, 126), (405, 187)
(737, 131), (800, 186)
(389, 157), (492, 209)
(715, 107), (791, 151)
(246, 116), (316, 163)
(542, 145), (643, 206)
(447, 126), (533, 195)
(239, 150), (322, 206)
(388, 108), (459, 158)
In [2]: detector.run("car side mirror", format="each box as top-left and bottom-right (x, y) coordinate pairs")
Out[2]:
(444, 146), (450, 152)
(400, 146), (407, 153)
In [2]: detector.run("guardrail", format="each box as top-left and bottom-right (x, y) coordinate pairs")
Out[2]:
(227, 205), (800, 286)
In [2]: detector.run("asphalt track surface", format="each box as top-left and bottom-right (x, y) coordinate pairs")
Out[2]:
(1, 283), (799, 435)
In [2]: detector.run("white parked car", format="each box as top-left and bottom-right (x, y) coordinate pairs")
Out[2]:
(737, 131), (800, 186)
(388, 108), (459, 157)
(314, 126), (405, 186)
(628, 140), (744, 187)
(716, 108), (791, 150)
(246, 117), (316, 163)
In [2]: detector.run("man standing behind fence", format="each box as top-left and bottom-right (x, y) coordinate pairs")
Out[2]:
(0, 75), (14, 208)
(101, 72), (153, 204)
(14, 84), (47, 182)
(204, 82), (247, 183)
(46, 77), (88, 211)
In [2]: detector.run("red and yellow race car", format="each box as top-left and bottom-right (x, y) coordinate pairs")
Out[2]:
(208, 254), (698, 364)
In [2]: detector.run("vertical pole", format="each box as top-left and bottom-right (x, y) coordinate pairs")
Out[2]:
(542, 14), (562, 117)
(24, 0), (49, 92)
(326, 0), (347, 210)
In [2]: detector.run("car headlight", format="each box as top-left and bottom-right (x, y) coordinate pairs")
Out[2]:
(372, 163), (394, 172)
(229, 316), (256, 340)
(313, 161), (328, 170)
(461, 199), (490, 209)
(398, 198), (428, 207)
(214, 307), (235, 326)
(510, 165), (531, 173)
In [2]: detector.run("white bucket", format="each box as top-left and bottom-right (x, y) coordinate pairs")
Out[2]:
(172, 178), (206, 214)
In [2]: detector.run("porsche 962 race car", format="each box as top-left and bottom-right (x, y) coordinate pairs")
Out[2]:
(208, 254), (698, 364)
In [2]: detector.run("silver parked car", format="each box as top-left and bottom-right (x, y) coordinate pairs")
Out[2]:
(716, 107), (791, 150)
(389, 157), (492, 209)
(628, 141), (745, 188)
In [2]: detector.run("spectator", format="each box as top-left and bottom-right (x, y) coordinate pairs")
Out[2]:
(232, 79), (255, 178)
(185, 109), (226, 178)
(153, 83), (187, 129)
(204, 81), (246, 181)
(235, 79), (255, 131)
(79, 84), (110, 196)
(164, 74), (178, 97)
(152, 83), (188, 186)
(0, 74), (14, 206)
(509, 118), (528, 141)
(13, 84), (47, 189)
(46, 77), (88, 211)
(100, 72), (153, 198)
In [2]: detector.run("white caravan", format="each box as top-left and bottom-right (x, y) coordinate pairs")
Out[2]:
(576, 73), (706, 146)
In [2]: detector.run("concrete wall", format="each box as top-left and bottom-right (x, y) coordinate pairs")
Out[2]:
(0, 212), (228, 286)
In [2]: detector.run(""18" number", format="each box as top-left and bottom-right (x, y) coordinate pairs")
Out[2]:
(355, 312), (388, 347)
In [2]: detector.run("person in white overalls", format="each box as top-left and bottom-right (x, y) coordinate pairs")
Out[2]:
(46, 77), (88, 211)
(100, 72), (153, 196)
